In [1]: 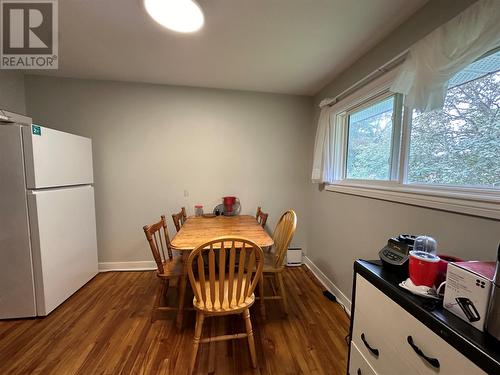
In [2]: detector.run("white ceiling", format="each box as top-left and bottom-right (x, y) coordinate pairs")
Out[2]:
(33, 0), (428, 95)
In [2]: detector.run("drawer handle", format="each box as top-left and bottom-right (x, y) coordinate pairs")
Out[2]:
(361, 333), (379, 357)
(407, 335), (440, 369)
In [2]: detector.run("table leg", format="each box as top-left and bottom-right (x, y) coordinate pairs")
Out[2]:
(176, 252), (189, 330)
(259, 274), (266, 319)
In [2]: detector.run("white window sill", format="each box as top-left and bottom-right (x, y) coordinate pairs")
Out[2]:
(325, 182), (500, 220)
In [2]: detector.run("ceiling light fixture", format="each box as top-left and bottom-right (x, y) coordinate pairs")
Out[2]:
(144, 0), (204, 33)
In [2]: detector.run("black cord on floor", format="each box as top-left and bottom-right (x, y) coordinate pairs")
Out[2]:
(323, 290), (350, 318)
(323, 289), (351, 345)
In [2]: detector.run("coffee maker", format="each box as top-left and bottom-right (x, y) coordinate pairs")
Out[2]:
(486, 244), (500, 341)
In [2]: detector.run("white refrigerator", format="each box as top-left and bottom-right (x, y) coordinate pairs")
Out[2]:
(0, 111), (98, 319)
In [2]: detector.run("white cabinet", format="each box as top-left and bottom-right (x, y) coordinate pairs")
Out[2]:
(349, 342), (377, 375)
(349, 274), (485, 375)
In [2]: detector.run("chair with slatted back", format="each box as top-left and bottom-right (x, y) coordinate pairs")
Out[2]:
(257, 210), (297, 318)
(172, 207), (187, 232)
(187, 237), (264, 374)
(143, 215), (184, 321)
(255, 206), (268, 228)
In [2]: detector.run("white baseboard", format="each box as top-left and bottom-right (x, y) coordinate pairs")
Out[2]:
(303, 255), (352, 315)
(98, 257), (352, 314)
(98, 260), (157, 272)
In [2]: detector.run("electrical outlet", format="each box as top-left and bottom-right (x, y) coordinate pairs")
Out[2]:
(184, 190), (189, 197)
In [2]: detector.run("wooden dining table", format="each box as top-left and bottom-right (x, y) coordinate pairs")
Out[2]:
(171, 215), (274, 329)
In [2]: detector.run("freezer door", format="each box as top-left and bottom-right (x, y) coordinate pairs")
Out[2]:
(28, 186), (98, 316)
(0, 125), (36, 319)
(22, 125), (93, 189)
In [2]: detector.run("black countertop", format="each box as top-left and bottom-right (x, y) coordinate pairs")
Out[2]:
(353, 260), (500, 374)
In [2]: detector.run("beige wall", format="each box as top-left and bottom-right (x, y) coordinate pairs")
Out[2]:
(0, 71), (26, 114)
(308, 0), (499, 301)
(24, 75), (312, 264)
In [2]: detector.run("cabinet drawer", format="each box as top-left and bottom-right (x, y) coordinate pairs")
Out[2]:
(352, 283), (402, 374)
(352, 275), (485, 374)
(349, 341), (377, 375)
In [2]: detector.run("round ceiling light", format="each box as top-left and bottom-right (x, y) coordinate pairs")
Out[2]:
(144, 0), (204, 33)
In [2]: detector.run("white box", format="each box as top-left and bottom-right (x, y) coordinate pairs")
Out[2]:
(443, 261), (495, 331)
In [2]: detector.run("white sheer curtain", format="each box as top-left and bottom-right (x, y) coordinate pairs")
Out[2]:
(311, 101), (335, 184)
(391, 0), (500, 112)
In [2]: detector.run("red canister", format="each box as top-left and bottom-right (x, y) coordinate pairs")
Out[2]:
(409, 251), (440, 287)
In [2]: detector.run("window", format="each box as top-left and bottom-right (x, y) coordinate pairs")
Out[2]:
(346, 95), (396, 180)
(326, 49), (500, 219)
(408, 51), (500, 188)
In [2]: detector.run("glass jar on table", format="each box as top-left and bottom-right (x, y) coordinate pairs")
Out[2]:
(194, 205), (203, 217)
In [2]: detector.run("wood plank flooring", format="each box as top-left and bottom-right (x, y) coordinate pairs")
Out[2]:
(0, 266), (349, 375)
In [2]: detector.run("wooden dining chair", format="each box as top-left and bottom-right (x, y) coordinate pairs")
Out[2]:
(255, 206), (268, 228)
(257, 210), (297, 318)
(187, 237), (264, 374)
(143, 215), (184, 321)
(172, 207), (187, 232)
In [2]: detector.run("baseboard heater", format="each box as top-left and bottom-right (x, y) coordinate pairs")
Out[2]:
(286, 248), (303, 267)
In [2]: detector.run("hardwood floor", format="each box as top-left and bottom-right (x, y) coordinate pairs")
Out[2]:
(0, 266), (349, 375)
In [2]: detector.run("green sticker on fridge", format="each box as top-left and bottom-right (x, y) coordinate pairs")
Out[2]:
(32, 125), (41, 136)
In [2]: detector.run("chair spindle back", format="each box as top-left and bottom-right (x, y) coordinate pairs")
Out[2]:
(143, 215), (173, 274)
(255, 206), (269, 228)
(187, 237), (264, 311)
(172, 207), (187, 232)
(271, 210), (297, 268)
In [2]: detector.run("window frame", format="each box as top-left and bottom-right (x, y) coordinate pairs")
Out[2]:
(343, 91), (401, 181)
(324, 67), (500, 220)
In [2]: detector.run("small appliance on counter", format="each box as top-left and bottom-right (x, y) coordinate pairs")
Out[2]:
(486, 245), (500, 341)
(413, 235), (437, 254)
(444, 260), (496, 332)
(378, 234), (417, 273)
(408, 250), (440, 287)
(398, 250), (442, 299)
